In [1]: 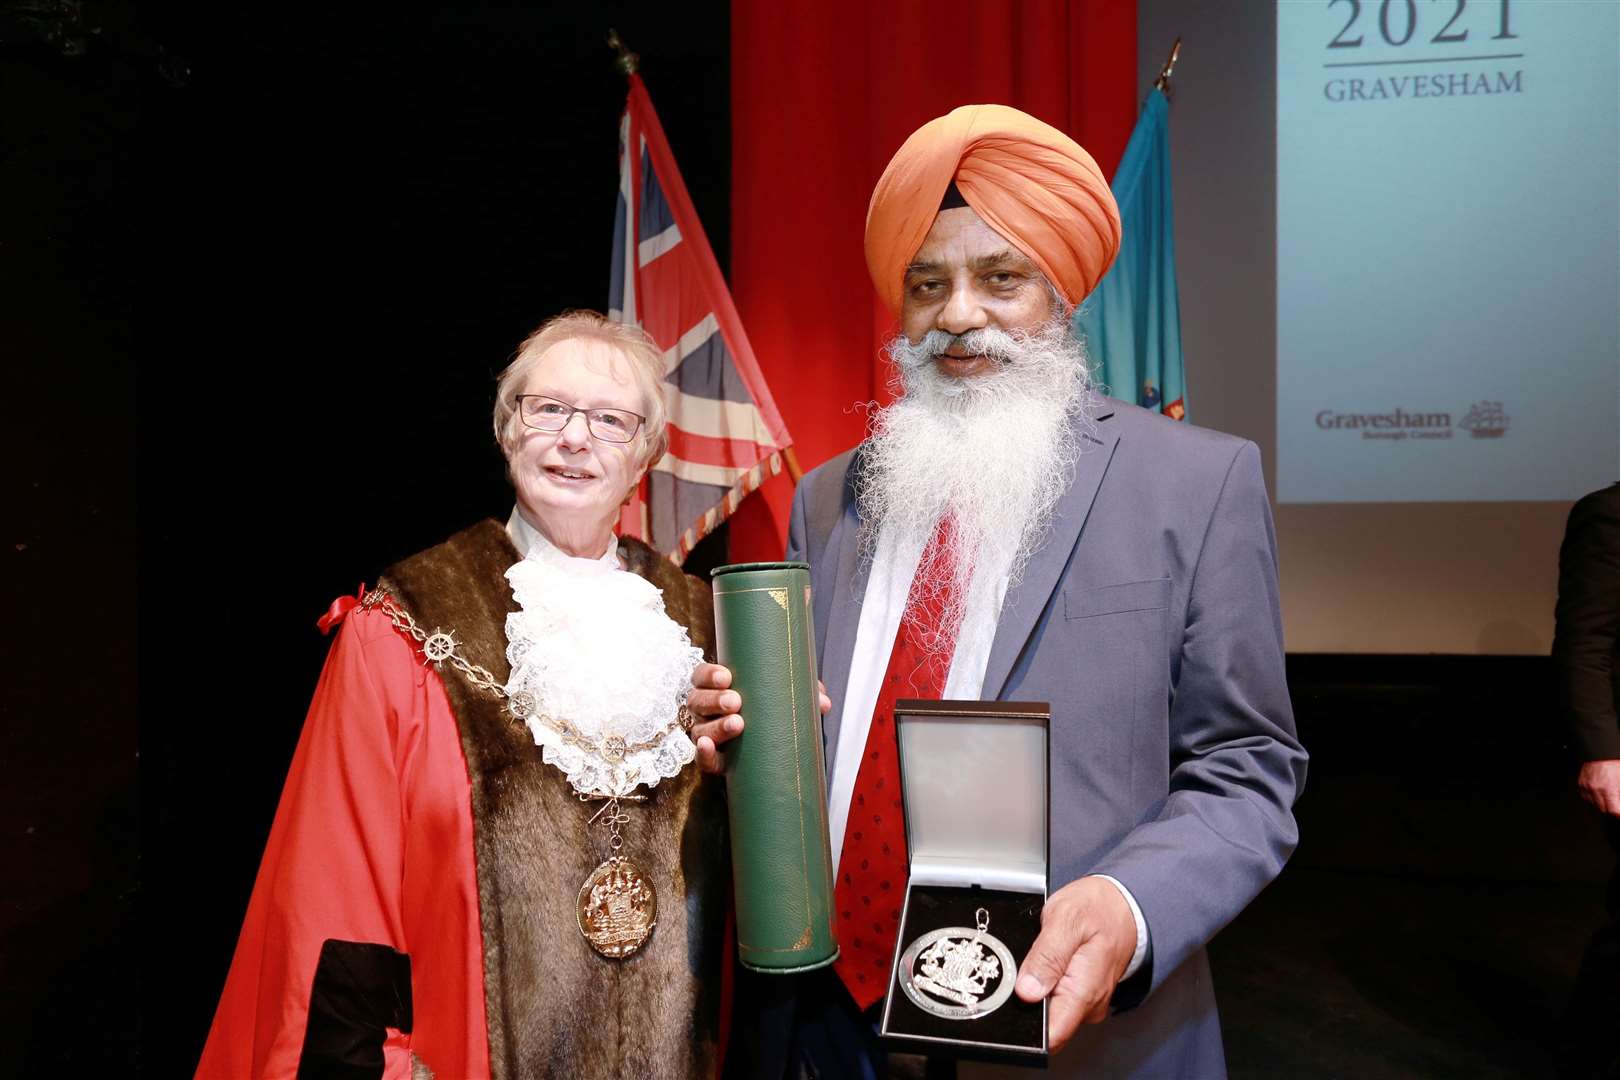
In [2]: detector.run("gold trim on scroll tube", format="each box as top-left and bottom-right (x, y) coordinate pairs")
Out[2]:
(577, 856), (658, 959)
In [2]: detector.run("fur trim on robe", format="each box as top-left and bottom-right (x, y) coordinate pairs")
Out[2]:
(379, 520), (726, 1080)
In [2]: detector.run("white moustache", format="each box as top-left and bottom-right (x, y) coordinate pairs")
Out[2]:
(893, 327), (1029, 370)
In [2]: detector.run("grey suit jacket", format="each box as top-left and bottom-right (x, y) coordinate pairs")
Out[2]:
(785, 399), (1307, 1078)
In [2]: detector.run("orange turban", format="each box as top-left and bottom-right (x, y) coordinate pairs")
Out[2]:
(865, 104), (1122, 315)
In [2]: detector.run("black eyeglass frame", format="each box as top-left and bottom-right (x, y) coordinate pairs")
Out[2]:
(513, 394), (646, 444)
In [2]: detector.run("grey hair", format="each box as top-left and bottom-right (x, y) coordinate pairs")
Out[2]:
(1043, 275), (1075, 321)
(492, 311), (669, 469)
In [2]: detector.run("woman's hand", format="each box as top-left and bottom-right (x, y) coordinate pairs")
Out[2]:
(687, 665), (833, 774)
(688, 663), (744, 774)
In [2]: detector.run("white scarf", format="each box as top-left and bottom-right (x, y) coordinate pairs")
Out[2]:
(503, 528), (701, 798)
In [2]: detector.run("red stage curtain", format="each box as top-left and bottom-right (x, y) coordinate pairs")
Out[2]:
(728, 0), (1138, 562)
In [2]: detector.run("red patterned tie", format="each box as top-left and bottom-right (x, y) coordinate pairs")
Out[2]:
(833, 516), (963, 1010)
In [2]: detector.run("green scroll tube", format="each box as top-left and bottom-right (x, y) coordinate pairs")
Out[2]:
(710, 561), (840, 973)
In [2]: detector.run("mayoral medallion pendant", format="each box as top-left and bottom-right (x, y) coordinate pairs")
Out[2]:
(576, 855), (658, 959)
(898, 907), (1017, 1020)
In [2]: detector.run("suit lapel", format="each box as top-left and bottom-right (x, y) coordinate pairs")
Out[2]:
(981, 407), (1120, 700)
(814, 455), (870, 767)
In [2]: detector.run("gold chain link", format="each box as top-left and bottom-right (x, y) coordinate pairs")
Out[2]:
(583, 792), (638, 850)
(359, 588), (692, 758)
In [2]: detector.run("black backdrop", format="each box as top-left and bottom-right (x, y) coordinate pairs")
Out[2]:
(3, 1), (728, 1074)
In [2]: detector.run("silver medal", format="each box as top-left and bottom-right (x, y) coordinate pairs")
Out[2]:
(898, 907), (1017, 1020)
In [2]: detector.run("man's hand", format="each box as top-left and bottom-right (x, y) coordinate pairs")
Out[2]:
(1577, 759), (1620, 816)
(687, 664), (832, 774)
(1014, 876), (1138, 1053)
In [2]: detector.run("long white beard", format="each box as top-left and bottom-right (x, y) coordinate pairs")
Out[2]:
(856, 315), (1094, 657)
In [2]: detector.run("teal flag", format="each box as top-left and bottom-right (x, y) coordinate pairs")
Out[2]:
(1073, 88), (1186, 421)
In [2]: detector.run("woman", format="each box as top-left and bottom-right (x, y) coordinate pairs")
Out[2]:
(197, 312), (730, 1079)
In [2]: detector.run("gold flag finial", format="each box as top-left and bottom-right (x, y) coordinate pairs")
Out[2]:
(606, 29), (640, 76)
(1152, 37), (1182, 98)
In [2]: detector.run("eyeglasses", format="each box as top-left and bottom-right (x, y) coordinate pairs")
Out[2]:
(514, 394), (645, 444)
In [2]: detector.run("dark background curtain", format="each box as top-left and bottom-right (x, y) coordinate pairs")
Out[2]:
(5, 1), (730, 1073)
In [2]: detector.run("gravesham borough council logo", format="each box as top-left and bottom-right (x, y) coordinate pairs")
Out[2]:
(1459, 401), (1509, 439)
(1312, 401), (1511, 443)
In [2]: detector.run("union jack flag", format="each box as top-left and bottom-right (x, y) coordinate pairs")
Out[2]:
(610, 73), (793, 562)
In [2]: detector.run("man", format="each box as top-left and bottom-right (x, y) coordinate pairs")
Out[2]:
(690, 104), (1306, 1077)
(1552, 483), (1620, 1079)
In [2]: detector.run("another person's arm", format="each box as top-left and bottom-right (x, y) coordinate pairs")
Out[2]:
(1554, 490), (1620, 816)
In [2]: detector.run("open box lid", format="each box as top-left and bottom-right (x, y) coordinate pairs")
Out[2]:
(894, 700), (1049, 894)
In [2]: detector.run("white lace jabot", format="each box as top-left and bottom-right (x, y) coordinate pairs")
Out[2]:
(502, 512), (701, 797)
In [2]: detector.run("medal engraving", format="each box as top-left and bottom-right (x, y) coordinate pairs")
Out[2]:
(577, 855), (657, 959)
(898, 908), (1016, 1020)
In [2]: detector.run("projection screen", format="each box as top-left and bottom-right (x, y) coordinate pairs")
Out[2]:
(1136, 0), (1620, 654)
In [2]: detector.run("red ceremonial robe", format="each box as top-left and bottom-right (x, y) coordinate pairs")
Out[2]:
(196, 521), (724, 1080)
(196, 600), (487, 1079)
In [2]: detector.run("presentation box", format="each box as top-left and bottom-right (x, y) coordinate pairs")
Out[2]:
(879, 699), (1049, 1064)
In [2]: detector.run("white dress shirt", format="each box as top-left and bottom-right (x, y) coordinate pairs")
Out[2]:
(506, 506), (619, 567)
(826, 522), (1150, 980)
(506, 507), (542, 558)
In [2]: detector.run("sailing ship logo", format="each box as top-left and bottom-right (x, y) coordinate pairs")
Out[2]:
(1459, 401), (1509, 439)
